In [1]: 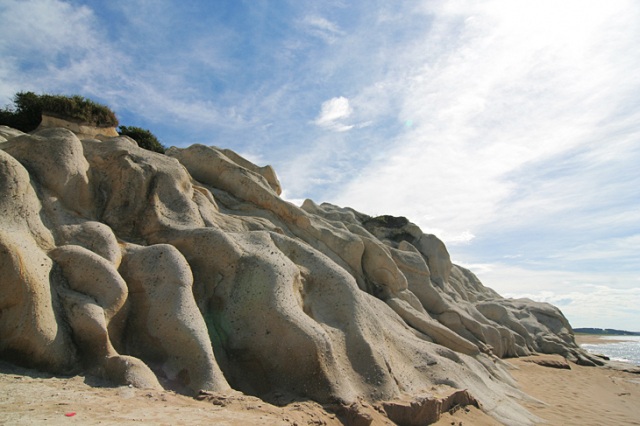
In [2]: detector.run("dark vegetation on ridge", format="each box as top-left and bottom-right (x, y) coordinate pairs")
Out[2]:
(0, 91), (118, 131)
(363, 215), (410, 229)
(117, 125), (166, 154)
(1, 91), (165, 153)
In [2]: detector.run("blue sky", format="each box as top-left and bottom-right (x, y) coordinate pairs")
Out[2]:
(2, 0), (639, 331)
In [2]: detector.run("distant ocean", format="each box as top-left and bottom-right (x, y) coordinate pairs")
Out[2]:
(580, 336), (640, 366)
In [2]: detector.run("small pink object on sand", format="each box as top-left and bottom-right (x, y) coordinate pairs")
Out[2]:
(64, 412), (76, 417)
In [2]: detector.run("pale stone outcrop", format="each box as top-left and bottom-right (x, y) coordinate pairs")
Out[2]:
(0, 125), (24, 143)
(119, 243), (230, 394)
(37, 114), (118, 139)
(4, 128), (94, 217)
(0, 149), (72, 372)
(379, 389), (480, 426)
(0, 126), (604, 425)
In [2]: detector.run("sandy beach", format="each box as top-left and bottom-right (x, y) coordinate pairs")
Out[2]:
(508, 355), (640, 426)
(435, 354), (640, 426)
(2, 345), (639, 426)
(436, 335), (640, 426)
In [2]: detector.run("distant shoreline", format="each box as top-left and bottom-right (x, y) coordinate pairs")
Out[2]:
(574, 327), (640, 336)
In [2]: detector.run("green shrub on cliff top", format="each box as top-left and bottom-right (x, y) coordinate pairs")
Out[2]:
(1, 91), (165, 154)
(0, 91), (119, 132)
(117, 125), (166, 154)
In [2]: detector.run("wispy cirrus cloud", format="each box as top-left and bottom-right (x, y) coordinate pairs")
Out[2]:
(516, 286), (640, 332)
(0, 0), (249, 138)
(459, 261), (640, 330)
(311, 2), (640, 332)
(301, 15), (345, 44)
(0, 0), (111, 100)
(0, 0), (96, 53)
(331, 0), (640, 245)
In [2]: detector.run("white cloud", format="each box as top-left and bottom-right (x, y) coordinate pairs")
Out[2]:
(314, 96), (354, 131)
(465, 263), (640, 294)
(277, 131), (356, 196)
(279, 189), (305, 207)
(301, 15), (345, 43)
(505, 286), (640, 332)
(329, 1), (640, 248)
(0, 0), (96, 53)
(0, 0), (108, 101)
(0, 0), (246, 134)
(459, 262), (640, 330)
(550, 234), (640, 263)
(445, 231), (476, 245)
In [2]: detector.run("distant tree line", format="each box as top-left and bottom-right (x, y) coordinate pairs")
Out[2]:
(574, 327), (640, 335)
(0, 91), (165, 154)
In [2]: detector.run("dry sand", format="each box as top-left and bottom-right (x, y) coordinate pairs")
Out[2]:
(0, 360), (342, 426)
(2, 352), (639, 426)
(507, 356), (640, 426)
(435, 352), (640, 426)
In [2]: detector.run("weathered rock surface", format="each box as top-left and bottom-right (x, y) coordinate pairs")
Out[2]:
(0, 126), (603, 424)
(523, 355), (572, 370)
(37, 114), (119, 140)
(378, 389), (480, 426)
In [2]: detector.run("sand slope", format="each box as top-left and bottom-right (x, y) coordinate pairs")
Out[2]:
(510, 356), (640, 426)
(2, 356), (639, 425)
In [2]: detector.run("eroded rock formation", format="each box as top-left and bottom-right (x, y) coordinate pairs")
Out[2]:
(37, 114), (119, 140)
(0, 125), (602, 424)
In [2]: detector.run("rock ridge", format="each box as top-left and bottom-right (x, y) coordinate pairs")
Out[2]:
(0, 126), (603, 425)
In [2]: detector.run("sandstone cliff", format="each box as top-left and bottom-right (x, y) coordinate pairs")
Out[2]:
(0, 125), (602, 424)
